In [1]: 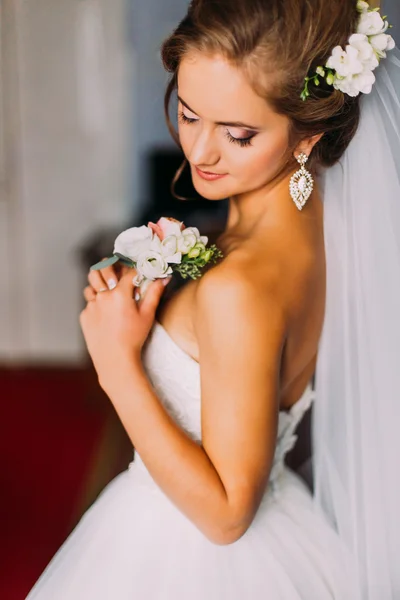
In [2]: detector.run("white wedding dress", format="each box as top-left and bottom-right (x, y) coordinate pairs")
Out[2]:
(27, 321), (356, 599)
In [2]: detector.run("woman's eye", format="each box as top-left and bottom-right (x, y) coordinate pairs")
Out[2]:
(178, 110), (198, 124)
(178, 109), (255, 147)
(224, 129), (255, 148)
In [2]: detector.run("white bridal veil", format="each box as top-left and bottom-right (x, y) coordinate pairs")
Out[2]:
(314, 47), (400, 599)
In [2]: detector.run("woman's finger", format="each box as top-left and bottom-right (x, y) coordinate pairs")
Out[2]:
(98, 264), (119, 290)
(83, 285), (97, 302)
(88, 269), (109, 292)
(88, 257), (120, 291)
(140, 278), (171, 320)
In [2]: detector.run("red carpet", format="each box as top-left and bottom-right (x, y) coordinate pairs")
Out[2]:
(0, 367), (131, 600)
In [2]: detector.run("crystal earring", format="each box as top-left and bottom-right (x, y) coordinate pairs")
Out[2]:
(289, 152), (314, 211)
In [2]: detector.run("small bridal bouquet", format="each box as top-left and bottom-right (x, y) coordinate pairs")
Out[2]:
(90, 217), (223, 294)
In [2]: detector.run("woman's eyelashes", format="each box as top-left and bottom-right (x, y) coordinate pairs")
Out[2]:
(223, 129), (254, 148)
(177, 110), (198, 125)
(178, 110), (256, 148)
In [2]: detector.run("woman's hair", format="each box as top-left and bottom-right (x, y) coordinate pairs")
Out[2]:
(161, 0), (361, 176)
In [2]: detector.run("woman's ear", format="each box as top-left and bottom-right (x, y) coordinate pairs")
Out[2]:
(295, 133), (324, 157)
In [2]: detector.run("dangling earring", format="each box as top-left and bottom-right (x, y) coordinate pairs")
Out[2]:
(289, 152), (314, 211)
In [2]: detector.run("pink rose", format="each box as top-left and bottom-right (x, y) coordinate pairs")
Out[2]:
(148, 217), (185, 241)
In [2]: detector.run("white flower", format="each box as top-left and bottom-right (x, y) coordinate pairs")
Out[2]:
(326, 45), (364, 78)
(113, 226), (153, 261)
(357, 1), (369, 13)
(177, 230), (197, 254)
(357, 11), (387, 36)
(149, 234), (182, 264)
(348, 33), (379, 70)
(136, 250), (173, 280)
(310, 3), (394, 101)
(334, 67), (376, 97)
(161, 235), (180, 258)
(369, 33), (396, 59)
(350, 68), (376, 95)
(178, 227), (208, 253)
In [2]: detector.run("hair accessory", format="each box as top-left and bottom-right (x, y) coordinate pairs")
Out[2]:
(289, 153), (314, 210)
(301, 0), (395, 100)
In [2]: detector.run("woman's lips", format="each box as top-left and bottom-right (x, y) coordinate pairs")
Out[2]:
(194, 166), (228, 181)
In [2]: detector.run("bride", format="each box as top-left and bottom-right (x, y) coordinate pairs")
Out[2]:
(27, 1), (399, 598)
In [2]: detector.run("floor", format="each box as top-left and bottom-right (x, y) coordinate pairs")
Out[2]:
(0, 366), (132, 600)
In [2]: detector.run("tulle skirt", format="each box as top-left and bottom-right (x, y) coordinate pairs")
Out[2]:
(26, 461), (356, 599)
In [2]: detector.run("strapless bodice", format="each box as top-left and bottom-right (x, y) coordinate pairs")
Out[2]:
(129, 321), (314, 495)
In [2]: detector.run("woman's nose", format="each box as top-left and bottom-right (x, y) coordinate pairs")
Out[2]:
(187, 125), (220, 167)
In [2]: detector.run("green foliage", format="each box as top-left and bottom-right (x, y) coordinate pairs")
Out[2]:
(174, 245), (223, 280)
(300, 66), (336, 101)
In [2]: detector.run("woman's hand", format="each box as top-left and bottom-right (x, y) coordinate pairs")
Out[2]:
(80, 266), (171, 390)
(83, 258), (124, 302)
(83, 260), (143, 302)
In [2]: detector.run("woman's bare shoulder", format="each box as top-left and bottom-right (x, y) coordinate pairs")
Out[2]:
(197, 234), (296, 301)
(193, 244), (290, 342)
(194, 225), (323, 332)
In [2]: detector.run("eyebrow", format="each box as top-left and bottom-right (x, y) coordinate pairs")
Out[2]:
(177, 95), (261, 131)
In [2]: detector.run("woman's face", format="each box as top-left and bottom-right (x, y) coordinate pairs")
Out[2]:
(177, 52), (292, 201)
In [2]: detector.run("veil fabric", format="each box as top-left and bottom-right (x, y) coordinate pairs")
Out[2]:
(313, 47), (400, 600)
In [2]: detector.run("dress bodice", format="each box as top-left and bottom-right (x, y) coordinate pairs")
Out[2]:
(130, 321), (314, 494)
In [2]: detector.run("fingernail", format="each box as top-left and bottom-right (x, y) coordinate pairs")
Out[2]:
(107, 278), (117, 290)
(133, 274), (143, 287)
(162, 276), (172, 286)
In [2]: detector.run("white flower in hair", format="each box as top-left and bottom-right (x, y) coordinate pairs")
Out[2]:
(348, 33), (379, 70)
(369, 32), (395, 59)
(301, 0), (395, 101)
(326, 45), (364, 78)
(357, 10), (387, 37)
(334, 68), (376, 97)
(357, 0), (369, 12)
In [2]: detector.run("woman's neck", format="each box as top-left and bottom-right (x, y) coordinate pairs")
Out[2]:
(226, 173), (294, 236)
(218, 172), (322, 256)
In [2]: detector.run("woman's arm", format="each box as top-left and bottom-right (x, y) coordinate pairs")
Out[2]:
(100, 263), (288, 545)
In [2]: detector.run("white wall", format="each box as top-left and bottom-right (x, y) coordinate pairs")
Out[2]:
(0, 0), (133, 365)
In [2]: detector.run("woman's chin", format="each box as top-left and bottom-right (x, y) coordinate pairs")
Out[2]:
(191, 180), (231, 201)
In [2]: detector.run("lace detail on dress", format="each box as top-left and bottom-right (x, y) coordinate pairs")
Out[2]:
(268, 386), (315, 496)
(129, 321), (314, 497)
